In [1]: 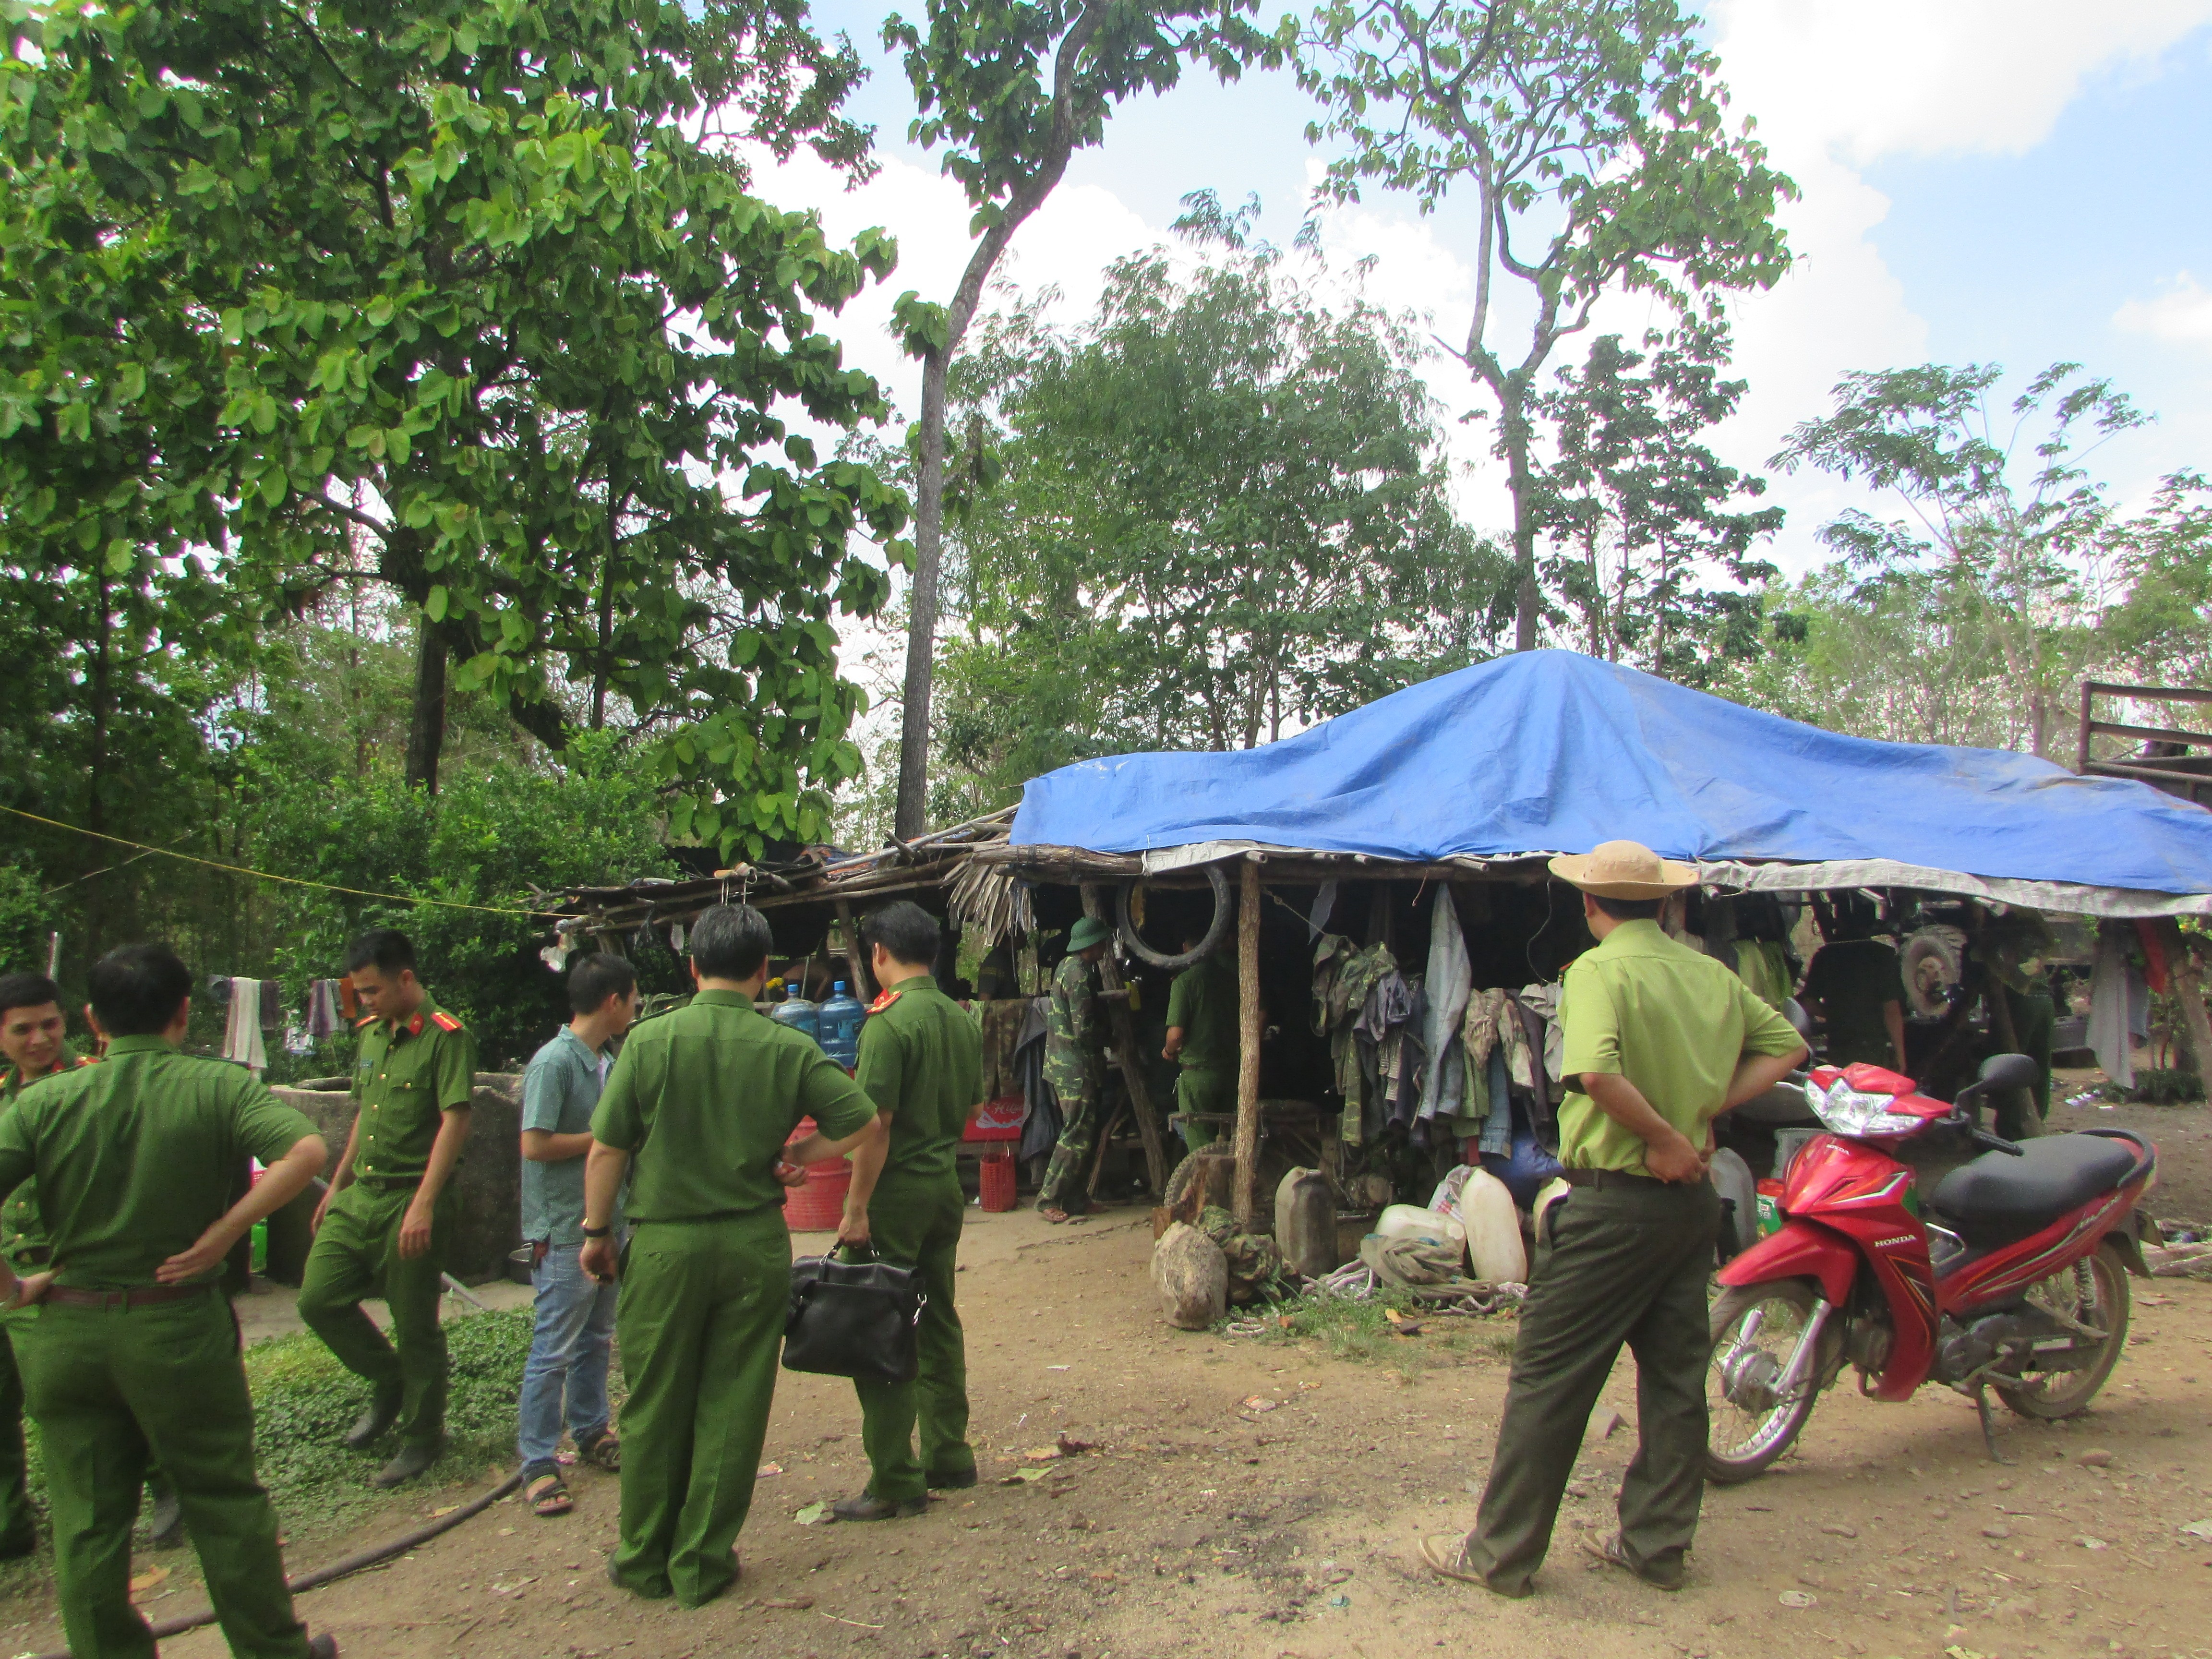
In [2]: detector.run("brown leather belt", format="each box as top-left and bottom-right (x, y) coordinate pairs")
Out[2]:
(1558, 1167), (1669, 1190)
(43, 1284), (211, 1311)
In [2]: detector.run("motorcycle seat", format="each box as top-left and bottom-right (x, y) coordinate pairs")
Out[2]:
(1928, 1133), (2141, 1249)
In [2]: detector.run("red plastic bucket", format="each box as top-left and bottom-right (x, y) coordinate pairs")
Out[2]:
(783, 1118), (853, 1231)
(979, 1151), (1017, 1213)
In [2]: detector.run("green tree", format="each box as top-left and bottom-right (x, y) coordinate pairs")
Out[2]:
(1293, 0), (1795, 651)
(2099, 469), (2212, 690)
(1531, 321), (1782, 685)
(883, 0), (1278, 836)
(929, 199), (1507, 813)
(2, 0), (905, 857)
(1772, 362), (2151, 757)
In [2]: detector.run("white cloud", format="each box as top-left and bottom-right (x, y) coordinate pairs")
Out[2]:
(2115, 271), (2212, 345)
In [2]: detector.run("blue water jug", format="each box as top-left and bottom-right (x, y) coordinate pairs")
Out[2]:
(817, 981), (866, 1070)
(769, 986), (820, 1048)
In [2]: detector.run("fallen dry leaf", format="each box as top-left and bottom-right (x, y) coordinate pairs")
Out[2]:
(128, 1566), (170, 1597)
(756, 1463), (784, 1479)
(761, 1595), (817, 1611)
(428, 1504), (460, 1518)
(1241, 1396), (1278, 1413)
(1055, 1433), (1094, 1456)
(1022, 1444), (1063, 1462)
(1001, 1467), (1052, 1484)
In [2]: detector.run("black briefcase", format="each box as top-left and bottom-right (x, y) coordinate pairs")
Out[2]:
(783, 1251), (926, 1384)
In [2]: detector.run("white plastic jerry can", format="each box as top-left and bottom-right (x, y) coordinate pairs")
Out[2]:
(1460, 1166), (1527, 1284)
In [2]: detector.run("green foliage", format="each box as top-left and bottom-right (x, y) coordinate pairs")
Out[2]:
(0, 865), (54, 976)
(1532, 320), (1783, 686)
(2, 0), (907, 860)
(1232, 1292), (1518, 1370)
(1291, 0), (1796, 647)
(928, 201), (1508, 815)
(1769, 362), (2159, 757)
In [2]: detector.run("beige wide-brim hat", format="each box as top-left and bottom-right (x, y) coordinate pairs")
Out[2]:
(1548, 839), (1699, 899)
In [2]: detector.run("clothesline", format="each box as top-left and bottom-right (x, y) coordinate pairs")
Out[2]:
(2, 805), (560, 919)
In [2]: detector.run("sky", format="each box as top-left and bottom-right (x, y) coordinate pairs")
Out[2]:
(745, 0), (2212, 588)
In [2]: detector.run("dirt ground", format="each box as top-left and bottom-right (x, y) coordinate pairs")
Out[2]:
(11, 1097), (2212, 1659)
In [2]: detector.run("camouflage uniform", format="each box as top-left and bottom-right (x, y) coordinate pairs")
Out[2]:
(1036, 951), (1106, 1214)
(1197, 1204), (1298, 1305)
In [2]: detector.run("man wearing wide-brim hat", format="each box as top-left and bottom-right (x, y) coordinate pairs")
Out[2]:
(1424, 840), (1807, 1598)
(1036, 916), (1113, 1222)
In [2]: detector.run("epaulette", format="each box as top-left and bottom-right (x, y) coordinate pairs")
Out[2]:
(355, 1014), (380, 1031)
(430, 1010), (463, 1033)
(867, 987), (902, 1014)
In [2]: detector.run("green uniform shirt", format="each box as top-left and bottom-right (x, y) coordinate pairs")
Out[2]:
(0, 1036), (319, 1288)
(1557, 920), (1804, 1176)
(349, 992), (477, 1182)
(1166, 954), (1238, 1075)
(591, 988), (877, 1223)
(1799, 938), (1903, 1068)
(0, 1046), (89, 1269)
(855, 978), (984, 1184)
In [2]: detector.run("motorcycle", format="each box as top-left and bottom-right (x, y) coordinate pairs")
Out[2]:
(1707, 1052), (2156, 1481)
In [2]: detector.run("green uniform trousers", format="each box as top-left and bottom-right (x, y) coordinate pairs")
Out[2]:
(1036, 1082), (1101, 1214)
(1466, 1180), (1719, 1596)
(612, 1212), (788, 1608)
(0, 1317), (35, 1551)
(296, 1178), (456, 1449)
(855, 1172), (974, 1502)
(15, 1290), (309, 1659)
(1175, 1067), (1233, 1151)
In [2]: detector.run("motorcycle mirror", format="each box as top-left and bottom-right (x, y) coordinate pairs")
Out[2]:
(1977, 1052), (2041, 1093)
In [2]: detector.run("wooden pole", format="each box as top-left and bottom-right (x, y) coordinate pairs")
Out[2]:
(1233, 856), (1264, 1226)
(833, 899), (875, 1001)
(1080, 884), (1170, 1198)
(2160, 919), (2212, 1099)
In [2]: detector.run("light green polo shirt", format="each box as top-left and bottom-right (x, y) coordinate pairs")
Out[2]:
(1557, 920), (1804, 1175)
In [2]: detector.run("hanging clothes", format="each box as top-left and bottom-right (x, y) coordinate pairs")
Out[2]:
(1476, 1044), (1515, 1157)
(976, 998), (1029, 1103)
(1419, 886), (1472, 1124)
(1515, 983), (1566, 1101)
(223, 977), (269, 1075)
(1315, 936), (1403, 1144)
(1733, 940), (1794, 1011)
(2088, 922), (2148, 1089)
(1014, 997), (1064, 1164)
(306, 980), (344, 1041)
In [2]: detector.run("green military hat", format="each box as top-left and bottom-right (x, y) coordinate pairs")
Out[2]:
(1067, 916), (1111, 952)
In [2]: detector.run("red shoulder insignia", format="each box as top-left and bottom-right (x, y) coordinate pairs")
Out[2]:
(430, 1011), (463, 1033)
(867, 988), (902, 1014)
(355, 1014), (380, 1031)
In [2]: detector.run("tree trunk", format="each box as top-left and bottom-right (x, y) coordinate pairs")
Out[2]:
(1504, 388), (1540, 651)
(894, 346), (952, 840)
(404, 622), (448, 794)
(1080, 883), (1168, 1199)
(83, 565), (114, 961)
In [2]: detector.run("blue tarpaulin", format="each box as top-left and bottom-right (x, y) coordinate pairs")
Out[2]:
(1009, 649), (2212, 901)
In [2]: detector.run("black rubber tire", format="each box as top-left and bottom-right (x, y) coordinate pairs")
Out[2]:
(1706, 1278), (1827, 1484)
(1995, 1241), (2132, 1420)
(1116, 865), (1233, 970)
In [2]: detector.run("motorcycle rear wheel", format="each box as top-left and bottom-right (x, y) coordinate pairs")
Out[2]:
(1707, 1278), (1827, 1483)
(1994, 1242), (2131, 1420)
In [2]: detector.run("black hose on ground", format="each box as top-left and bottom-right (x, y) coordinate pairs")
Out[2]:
(29, 1468), (524, 1659)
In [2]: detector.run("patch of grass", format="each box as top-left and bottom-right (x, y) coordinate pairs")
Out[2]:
(1224, 1293), (1518, 1373)
(4, 1305), (572, 1576)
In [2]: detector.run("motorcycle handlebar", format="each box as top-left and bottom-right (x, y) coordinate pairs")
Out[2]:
(1948, 1109), (2025, 1157)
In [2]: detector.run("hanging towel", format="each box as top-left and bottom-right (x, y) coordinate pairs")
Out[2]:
(224, 977), (269, 1075)
(306, 979), (344, 1040)
(2088, 923), (2143, 1089)
(259, 978), (283, 1029)
(1419, 887), (1472, 1121)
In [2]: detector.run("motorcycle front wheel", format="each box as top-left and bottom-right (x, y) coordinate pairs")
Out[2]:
(1995, 1241), (2131, 1420)
(1706, 1278), (1827, 1483)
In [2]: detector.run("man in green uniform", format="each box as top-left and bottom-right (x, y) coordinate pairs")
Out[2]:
(0, 944), (336, 1659)
(0, 971), (90, 1559)
(830, 902), (982, 1522)
(582, 903), (882, 1607)
(1425, 842), (1806, 1599)
(1162, 934), (1237, 1152)
(1798, 898), (1907, 1070)
(297, 929), (475, 1490)
(1036, 919), (1110, 1222)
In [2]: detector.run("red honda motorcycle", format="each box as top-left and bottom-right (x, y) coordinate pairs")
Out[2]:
(1707, 1053), (2156, 1480)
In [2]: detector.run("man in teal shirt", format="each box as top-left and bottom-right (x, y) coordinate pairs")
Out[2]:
(517, 952), (637, 1519)
(832, 902), (983, 1520)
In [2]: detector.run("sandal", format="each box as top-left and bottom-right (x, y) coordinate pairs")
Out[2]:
(577, 1430), (622, 1473)
(527, 1473), (573, 1518)
(1579, 1529), (1683, 1591)
(1038, 1208), (1070, 1224)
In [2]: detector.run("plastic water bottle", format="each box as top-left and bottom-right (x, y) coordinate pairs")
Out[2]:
(769, 984), (820, 1048)
(817, 981), (866, 1070)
